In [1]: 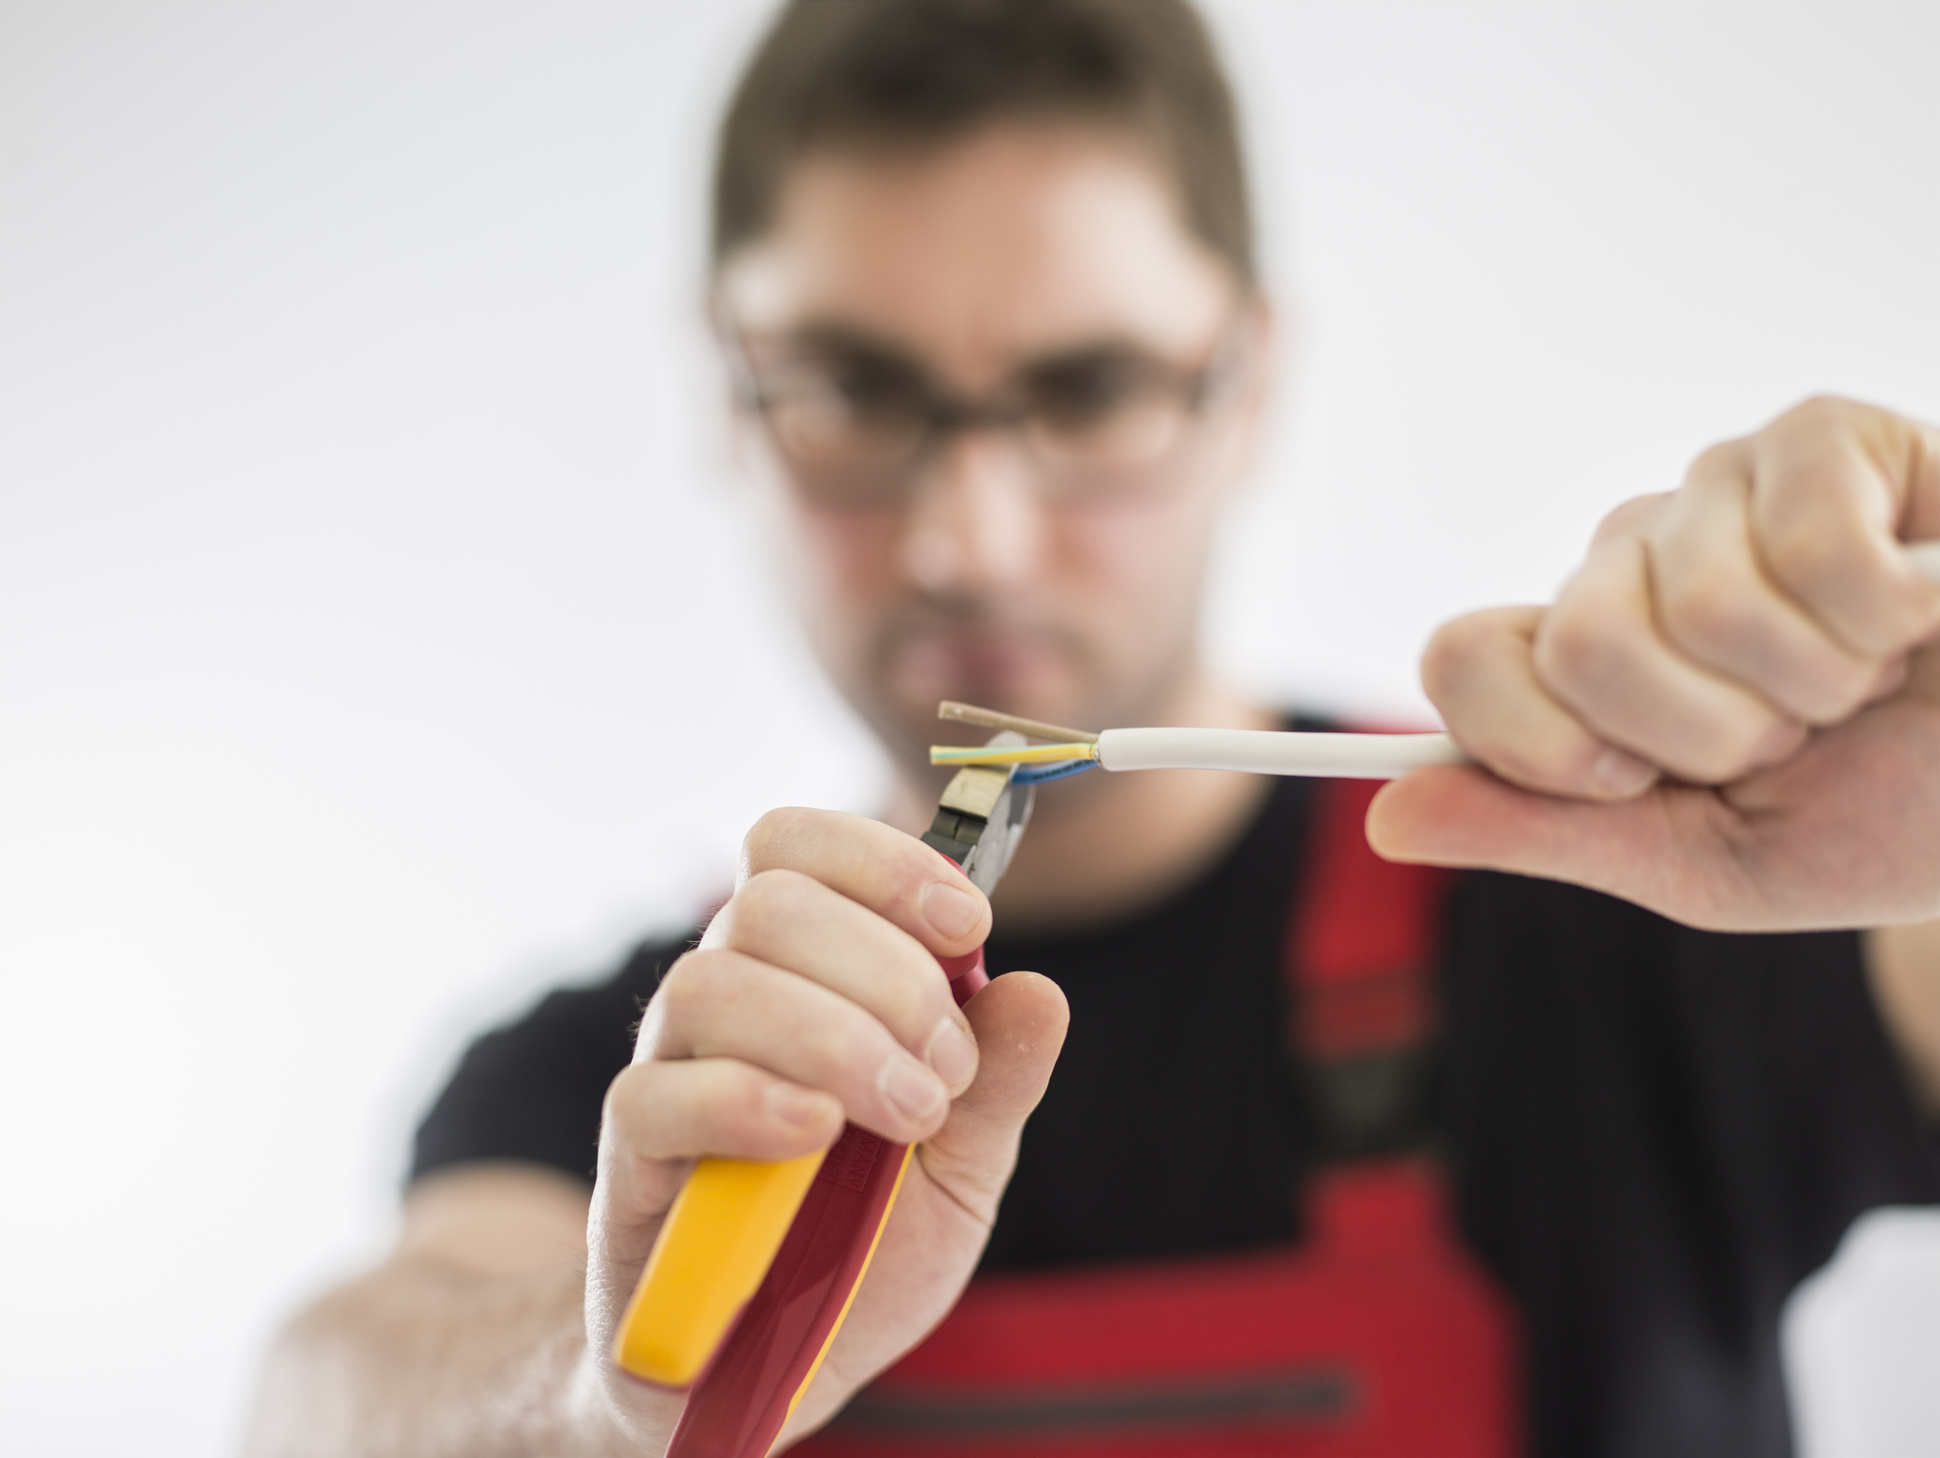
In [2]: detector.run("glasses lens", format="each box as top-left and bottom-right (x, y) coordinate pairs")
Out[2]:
(1016, 340), (1236, 503)
(1020, 352), (1196, 467)
(1029, 391), (1187, 468)
(752, 359), (928, 507)
(768, 384), (921, 466)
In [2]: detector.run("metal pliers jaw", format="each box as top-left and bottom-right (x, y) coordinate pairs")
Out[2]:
(919, 731), (1037, 896)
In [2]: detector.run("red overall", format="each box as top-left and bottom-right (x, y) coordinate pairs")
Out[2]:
(799, 778), (1521, 1457)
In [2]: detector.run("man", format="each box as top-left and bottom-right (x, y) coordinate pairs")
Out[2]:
(245, 2), (1940, 1455)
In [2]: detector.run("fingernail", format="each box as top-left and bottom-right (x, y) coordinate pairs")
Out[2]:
(879, 1057), (945, 1122)
(922, 882), (981, 940)
(924, 1015), (977, 1085)
(1590, 747), (1657, 798)
(766, 1082), (829, 1130)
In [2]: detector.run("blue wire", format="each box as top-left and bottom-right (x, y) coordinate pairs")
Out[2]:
(1011, 758), (1099, 786)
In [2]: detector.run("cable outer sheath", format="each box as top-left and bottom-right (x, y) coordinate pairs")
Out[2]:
(1094, 728), (1467, 779)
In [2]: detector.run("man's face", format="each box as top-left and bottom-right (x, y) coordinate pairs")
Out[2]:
(717, 123), (1265, 760)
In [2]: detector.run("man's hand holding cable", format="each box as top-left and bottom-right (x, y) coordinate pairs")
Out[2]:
(1373, 396), (1940, 930)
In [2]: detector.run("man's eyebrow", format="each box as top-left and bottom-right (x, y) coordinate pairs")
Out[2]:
(748, 323), (925, 373)
(1016, 340), (1165, 373)
(744, 322), (1176, 384)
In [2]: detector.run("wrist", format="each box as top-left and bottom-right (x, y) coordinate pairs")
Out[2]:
(562, 1339), (682, 1458)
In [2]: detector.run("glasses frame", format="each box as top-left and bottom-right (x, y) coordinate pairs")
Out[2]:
(724, 313), (1255, 512)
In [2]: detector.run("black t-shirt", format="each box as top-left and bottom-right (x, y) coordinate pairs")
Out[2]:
(413, 772), (1940, 1458)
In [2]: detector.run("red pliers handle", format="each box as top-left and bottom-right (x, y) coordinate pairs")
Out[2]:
(662, 949), (988, 1457)
(627, 746), (1030, 1457)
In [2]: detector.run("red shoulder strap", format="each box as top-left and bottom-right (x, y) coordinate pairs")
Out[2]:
(796, 762), (1522, 1458)
(1286, 775), (1454, 1059)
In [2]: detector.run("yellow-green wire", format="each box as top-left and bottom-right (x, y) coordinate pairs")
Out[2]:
(929, 742), (1098, 767)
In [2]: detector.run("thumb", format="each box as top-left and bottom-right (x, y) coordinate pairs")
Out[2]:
(1368, 762), (1728, 925)
(919, 970), (1068, 1221)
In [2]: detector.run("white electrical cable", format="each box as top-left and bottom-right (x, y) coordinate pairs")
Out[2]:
(1094, 727), (1467, 780)
(1089, 545), (1940, 781)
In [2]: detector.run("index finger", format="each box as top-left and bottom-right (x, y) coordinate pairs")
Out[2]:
(733, 806), (992, 958)
(1749, 397), (1940, 658)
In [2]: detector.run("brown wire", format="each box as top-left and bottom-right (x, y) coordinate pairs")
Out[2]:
(937, 700), (1100, 745)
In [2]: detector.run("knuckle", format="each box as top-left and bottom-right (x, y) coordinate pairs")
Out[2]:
(1678, 707), (1790, 784)
(741, 806), (814, 872)
(1590, 492), (1670, 546)
(1478, 737), (1567, 794)
(1658, 567), (1754, 659)
(714, 1066), (773, 1130)
(599, 1060), (757, 1162)
(800, 1018), (873, 1093)
(1760, 519), (1847, 596)
(727, 868), (815, 941)
(599, 1061), (656, 1135)
(1807, 673), (1871, 726)
(1420, 616), (1488, 699)
(1683, 440), (1748, 484)
(1760, 396), (1877, 473)
(653, 948), (722, 1021)
(1532, 600), (1624, 701)
(1512, 721), (1602, 788)
(1420, 607), (1540, 715)
(1780, 393), (1857, 433)
(877, 968), (937, 1039)
(863, 833), (937, 905)
(1704, 722), (1776, 782)
(1798, 652), (1884, 724)
(1702, 729), (1756, 780)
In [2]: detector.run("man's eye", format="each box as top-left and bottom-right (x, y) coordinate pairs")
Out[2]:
(1025, 362), (1145, 425)
(828, 370), (924, 418)
(772, 355), (925, 418)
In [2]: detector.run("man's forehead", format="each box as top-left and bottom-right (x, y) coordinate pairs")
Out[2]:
(717, 124), (1235, 385)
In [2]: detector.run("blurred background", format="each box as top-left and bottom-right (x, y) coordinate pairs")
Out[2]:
(5, 2), (1940, 1453)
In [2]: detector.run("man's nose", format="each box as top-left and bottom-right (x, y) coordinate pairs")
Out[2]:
(898, 429), (1046, 593)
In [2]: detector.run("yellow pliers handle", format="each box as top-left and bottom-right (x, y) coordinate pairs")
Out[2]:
(611, 1149), (826, 1387)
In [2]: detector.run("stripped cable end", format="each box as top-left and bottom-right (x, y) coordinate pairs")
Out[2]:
(929, 742), (1099, 768)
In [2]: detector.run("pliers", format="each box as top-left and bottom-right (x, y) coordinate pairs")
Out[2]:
(613, 736), (1036, 1458)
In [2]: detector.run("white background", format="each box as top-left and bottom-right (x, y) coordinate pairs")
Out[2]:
(4, 2), (1940, 1453)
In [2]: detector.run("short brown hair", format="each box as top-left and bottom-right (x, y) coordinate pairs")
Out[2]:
(712, 0), (1254, 287)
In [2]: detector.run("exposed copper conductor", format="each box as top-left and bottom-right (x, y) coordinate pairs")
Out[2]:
(938, 763), (1011, 821)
